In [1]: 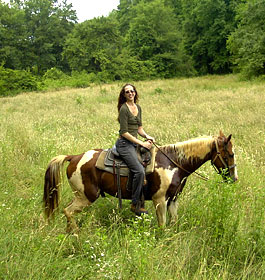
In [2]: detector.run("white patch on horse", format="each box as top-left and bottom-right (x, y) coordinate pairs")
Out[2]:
(153, 167), (178, 199)
(151, 167), (178, 226)
(232, 148), (238, 181)
(69, 150), (97, 195)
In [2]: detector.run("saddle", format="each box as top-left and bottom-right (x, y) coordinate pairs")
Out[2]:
(95, 145), (156, 208)
(96, 145), (156, 176)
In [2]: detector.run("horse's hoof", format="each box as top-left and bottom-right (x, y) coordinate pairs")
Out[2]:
(66, 224), (79, 234)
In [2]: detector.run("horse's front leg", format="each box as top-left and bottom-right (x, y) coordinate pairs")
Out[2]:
(167, 199), (178, 224)
(152, 197), (167, 226)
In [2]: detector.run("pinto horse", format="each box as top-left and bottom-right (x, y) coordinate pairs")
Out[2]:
(43, 131), (238, 232)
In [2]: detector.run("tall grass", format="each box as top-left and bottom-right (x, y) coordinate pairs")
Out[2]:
(0, 75), (264, 279)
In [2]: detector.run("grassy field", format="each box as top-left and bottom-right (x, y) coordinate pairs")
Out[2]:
(0, 75), (264, 279)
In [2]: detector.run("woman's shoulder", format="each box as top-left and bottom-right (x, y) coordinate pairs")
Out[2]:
(119, 103), (129, 114)
(136, 104), (142, 112)
(120, 103), (128, 111)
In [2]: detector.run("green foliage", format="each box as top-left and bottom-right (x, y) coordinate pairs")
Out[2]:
(0, 65), (37, 96)
(125, 0), (192, 78)
(227, 0), (265, 78)
(63, 16), (121, 74)
(0, 0), (77, 72)
(181, 0), (238, 75)
(114, 54), (157, 81)
(154, 87), (164, 94)
(43, 67), (66, 80)
(0, 1), (28, 69)
(0, 0), (264, 94)
(38, 69), (95, 91)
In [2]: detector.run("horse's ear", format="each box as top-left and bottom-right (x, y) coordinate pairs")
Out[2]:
(226, 134), (232, 143)
(219, 130), (225, 137)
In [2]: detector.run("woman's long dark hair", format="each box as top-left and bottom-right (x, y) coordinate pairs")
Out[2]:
(117, 84), (138, 122)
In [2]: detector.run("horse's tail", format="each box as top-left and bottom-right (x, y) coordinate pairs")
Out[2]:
(43, 155), (72, 219)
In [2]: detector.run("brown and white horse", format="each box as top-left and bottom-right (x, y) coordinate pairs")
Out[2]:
(43, 131), (238, 232)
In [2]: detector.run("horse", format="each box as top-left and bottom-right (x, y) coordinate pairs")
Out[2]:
(43, 131), (238, 232)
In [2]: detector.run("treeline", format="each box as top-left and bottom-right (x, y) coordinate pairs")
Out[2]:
(0, 0), (264, 96)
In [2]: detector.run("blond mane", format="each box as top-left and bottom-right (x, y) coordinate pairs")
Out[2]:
(161, 136), (215, 163)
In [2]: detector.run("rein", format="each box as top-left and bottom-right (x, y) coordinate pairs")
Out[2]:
(153, 142), (209, 181)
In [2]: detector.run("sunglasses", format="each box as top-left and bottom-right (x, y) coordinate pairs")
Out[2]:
(125, 90), (135, 94)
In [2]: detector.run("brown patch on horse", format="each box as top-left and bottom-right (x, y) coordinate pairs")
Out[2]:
(66, 153), (84, 179)
(67, 150), (102, 203)
(143, 170), (161, 200)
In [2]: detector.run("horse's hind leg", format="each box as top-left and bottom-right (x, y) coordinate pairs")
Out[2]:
(64, 193), (91, 233)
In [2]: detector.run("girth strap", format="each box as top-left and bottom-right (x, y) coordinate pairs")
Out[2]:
(113, 161), (122, 209)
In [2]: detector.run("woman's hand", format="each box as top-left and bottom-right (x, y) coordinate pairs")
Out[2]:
(141, 140), (153, 150)
(146, 135), (155, 143)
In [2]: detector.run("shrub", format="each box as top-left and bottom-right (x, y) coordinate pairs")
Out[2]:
(38, 70), (94, 91)
(43, 68), (66, 80)
(0, 66), (37, 96)
(118, 56), (157, 81)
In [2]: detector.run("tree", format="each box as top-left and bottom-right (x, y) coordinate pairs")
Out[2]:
(22, 0), (77, 73)
(0, 0), (77, 73)
(124, 0), (193, 78)
(116, 0), (135, 34)
(0, 1), (28, 69)
(63, 15), (122, 79)
(227, 0), (265, 78)
(181, 0), (238, 74)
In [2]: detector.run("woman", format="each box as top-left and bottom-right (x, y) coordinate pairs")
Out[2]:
(115, 84), (155, 216)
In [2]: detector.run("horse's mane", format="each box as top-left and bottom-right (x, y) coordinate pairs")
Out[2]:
(160, 136), (215, 163)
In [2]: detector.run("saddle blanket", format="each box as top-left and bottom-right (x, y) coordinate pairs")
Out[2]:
(95, 146), (156, 176)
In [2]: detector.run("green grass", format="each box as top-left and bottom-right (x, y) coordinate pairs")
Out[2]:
(0, 75), (264, 279)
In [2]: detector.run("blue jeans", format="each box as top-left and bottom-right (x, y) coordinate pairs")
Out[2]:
(115, 137), (145, 205)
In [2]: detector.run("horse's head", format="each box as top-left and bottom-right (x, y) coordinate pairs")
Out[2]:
(211, 131), (238, 182)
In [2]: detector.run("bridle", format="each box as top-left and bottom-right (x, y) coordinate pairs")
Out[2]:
(211, 138), (236, 175)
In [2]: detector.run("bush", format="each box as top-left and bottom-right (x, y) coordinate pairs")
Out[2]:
(43, 68), (66, 80)
(117, 56), (157, 81)
(70, 71), (93, 87)
(38, 70), (94, 91)
(0, 66), (38, 96)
